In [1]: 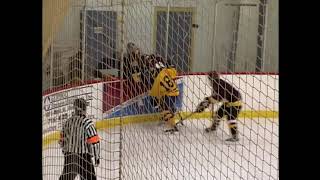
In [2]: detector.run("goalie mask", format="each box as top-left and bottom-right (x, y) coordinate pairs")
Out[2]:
(74, 98), (88, 114)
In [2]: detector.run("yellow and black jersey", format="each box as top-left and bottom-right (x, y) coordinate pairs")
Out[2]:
(149, 67), (179, 98)
(211, 79), (242, 107)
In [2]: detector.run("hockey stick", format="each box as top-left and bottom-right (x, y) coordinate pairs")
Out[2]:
(176, 111), (197, 125)
(175, 99), (217, 126)
(176, 111), (185, 125)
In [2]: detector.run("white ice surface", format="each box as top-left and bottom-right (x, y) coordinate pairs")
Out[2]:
(43, 118), (279, 180)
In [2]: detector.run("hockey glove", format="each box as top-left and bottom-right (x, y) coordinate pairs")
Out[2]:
(205, 96), (217, 104)
(196, 97), (217, 113)
(95, 157), (100, 166)
(196, 101), (209, 113)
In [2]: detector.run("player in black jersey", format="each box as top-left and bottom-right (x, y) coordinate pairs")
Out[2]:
(196, 71), (242, 142)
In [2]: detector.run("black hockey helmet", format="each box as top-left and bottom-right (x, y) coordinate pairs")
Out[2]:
(127, 42), (140, 54)
(73, 98), (88, 112)
(208, 71), (220, 80)
(127, 42), (136, 50)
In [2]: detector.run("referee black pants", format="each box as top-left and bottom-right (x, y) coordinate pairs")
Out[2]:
(59, 152), (96, 180)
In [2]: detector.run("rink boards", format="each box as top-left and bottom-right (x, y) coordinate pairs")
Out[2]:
(42, 74), (278, 149)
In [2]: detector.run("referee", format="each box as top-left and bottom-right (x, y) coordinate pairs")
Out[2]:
(59, 98), (100, 180)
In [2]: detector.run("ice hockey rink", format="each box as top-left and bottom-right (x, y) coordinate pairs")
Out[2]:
(43, 117), (278, 180)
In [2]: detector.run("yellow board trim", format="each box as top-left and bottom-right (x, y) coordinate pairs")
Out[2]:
(42, 110), (278, 150)
(42, 132), (60, 150)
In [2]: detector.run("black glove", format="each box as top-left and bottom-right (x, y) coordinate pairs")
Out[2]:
(195, 104), (204, 113)
(195, 105), (205, 113)
(95, 157), (100, 166)
(204, 96), (211, 101)
(196, 100), (210, 113)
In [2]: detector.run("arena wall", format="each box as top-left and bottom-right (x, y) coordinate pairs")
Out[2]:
(52, 0), (278, 73)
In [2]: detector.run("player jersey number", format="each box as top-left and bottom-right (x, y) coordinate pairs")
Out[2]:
(161, 75), (175, 91)
(164, 75), (174, 87)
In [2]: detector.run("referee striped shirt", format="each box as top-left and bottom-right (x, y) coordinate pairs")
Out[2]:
(60, 115), (100, 159)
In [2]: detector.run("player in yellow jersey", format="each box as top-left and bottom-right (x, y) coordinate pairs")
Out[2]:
(148, 55), (180, 133)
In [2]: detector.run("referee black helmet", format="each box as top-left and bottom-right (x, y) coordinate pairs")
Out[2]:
(74, 98), (88, 112)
